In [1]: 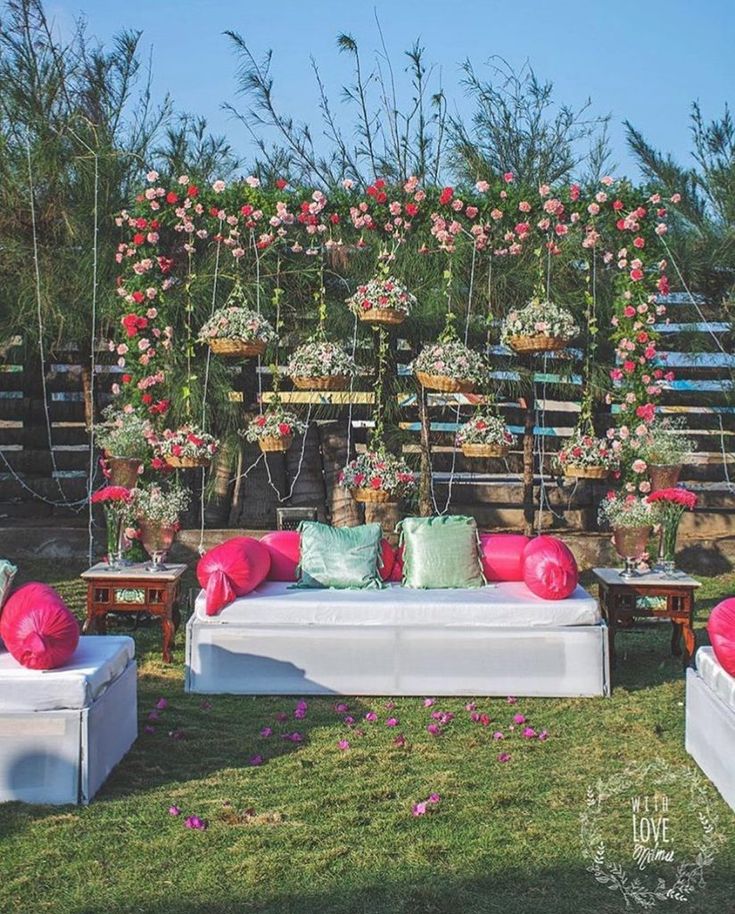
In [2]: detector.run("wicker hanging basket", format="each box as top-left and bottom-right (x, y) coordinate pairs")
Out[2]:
(415, 370), (475, 394)
(208, 338), (267, 358)
(352, 486), (394, 504)
(164, 455), (212, 469)
(563, 464), (610, 480)
(461, 442), (509, 459)
(258, 435), (293, 454)
(508, 335), (569, 354)
(357, 307), (406, 327)
(291, 374), (350, 391)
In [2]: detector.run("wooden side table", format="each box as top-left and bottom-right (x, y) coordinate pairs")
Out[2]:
(81, 563), (187, 663)
(593, 568), (700, 672)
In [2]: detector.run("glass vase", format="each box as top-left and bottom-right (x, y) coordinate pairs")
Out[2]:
(104, 507), (124, 569)
(139, 519), (177, 572)
(613, 525), (652, 579)
(657, 517), (681, 575)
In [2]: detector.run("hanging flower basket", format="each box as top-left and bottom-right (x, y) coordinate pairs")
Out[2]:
(456, 413), (516, 459)
(346, 276), (416, 327)
(291, 374), (350, 391)
(207, 338), (267, 358)
(154, 424), (219, 470)
(339, 449), (415, 505)
(198, 303), (276, 359)
(287, 341), (357, 392)
(507, 334), (569, 354)
(412, 340), (486, 395)
(352, 486), (393, 504)
(556, 429), (618, 480)
(258, 435), (293, 453)
(242, 408), (306, 455)
(164, 455), (212, 469)
(358, 307), (406, 327)
(461, 442), (509, 459)
(415, 371), (476, 394)
(501, 298), (578, 355)
(563, 464), (610, 480)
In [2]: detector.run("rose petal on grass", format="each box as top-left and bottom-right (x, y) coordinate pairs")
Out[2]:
(506, 696), (517, 705)
(428, 793), (441, 804)
(260, 727), (273, 738)
(365, 711), (378, 722)
(497, 752), (511, 763)
(513, 714), (526, 725)
(144, 725), (155, 735)
(465, 702), (477, 712)
(426, 723), (441, 736)
(412, 802), (427, 817)
(168, 805), (181, 816)
(200, 700), (212, 711)
(184, 815), (207, 830)
(249, 755), (263, 766)
(338, 739), (350, 751)
(423, 698), (435, 707)
(155, 698), (168, 711)
(393, 734), (407, 747)
(343, 716), (355, 726)
(335, 702), (349, 713)
(385, 718), (399, 727)
(539, 730), (549, 741)
(493, 731), (504, 740)
(522, 727), (538, 740)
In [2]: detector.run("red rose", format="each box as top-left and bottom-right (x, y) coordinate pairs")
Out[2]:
(187, 185), (199, 198)
(132, 291), (145, 304)
(133, 233), (145, 245)
(241, 204), (253, 216)
(275, 178), (288, 190)
(278, 423), (291, 436)
(633, 236), (645, 249)
(256, 416), (266, 426)
(166, 191), (178, 204)
(439, 187), (454, 205)
(329, 213), (340, 224)
(135, 218), (147, 229)
(141, 393), (153, 405)
(405, 202), (419, 217)
(630, 268), (644, 281)
(612, 200), (624, 211)
(370, 476), (384, 489)
(122, 374), (132, 384)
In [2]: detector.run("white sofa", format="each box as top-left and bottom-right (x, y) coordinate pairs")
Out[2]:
(185, 581), (610, 697)
(0, 636), (137, 805)
(686, 646), (735, 811)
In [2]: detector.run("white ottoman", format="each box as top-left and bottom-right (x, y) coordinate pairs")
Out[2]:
(685, 647), (735, 812)
(0, 635), (137, 805)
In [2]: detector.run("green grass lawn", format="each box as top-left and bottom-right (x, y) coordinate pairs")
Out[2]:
(1, 561), (734, 914)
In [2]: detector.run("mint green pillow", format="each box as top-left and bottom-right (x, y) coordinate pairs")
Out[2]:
(296, 521), (384, 589)
(0, 559), (17, 609)
(398, 516), (485, 589)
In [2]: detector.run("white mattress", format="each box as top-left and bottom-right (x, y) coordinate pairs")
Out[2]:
(0, 636), (135, 712)
(195, 581), (600, 628)
(696, 646), (735, 713)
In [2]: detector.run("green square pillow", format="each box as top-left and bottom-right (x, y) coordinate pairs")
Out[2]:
(0, 558), (17, 610)
(296, 521), (384, 589)
(398, 515), (485, 589)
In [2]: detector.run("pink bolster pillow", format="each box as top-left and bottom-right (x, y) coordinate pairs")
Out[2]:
(0, 583), (80, 670)
(479, 533), (530, 582)
(522, 536), (578, 600)
(707, 598), (735, 677)
(197, 537), (271, 615)
(378, 538), (395, 582)
(261, 530), (301, 582)
(390, 545), (404, 583)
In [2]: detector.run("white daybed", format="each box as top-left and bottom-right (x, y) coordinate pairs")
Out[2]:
(185, 581), (610, 697)
(686, 646), (735, 811)
(0, 636), (137, 805)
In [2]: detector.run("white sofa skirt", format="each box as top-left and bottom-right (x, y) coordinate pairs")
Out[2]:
(0, 636), (137, 805)
(686, 648), (735, 812)
(186, 582), (610, 697)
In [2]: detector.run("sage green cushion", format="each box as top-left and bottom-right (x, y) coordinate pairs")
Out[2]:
(0, 559), (17, 610)
(398, 516), (485, 589)
(296, 521), (384, 589)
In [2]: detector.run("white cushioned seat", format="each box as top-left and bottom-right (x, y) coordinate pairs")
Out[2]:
(0, 636), (135, 712)
(0, 635), (137, 805)
(695, 646), (735, 714)
(195, 581), (601, 629)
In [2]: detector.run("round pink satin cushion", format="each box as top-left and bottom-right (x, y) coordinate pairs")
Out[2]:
(707, 598), (735, 677)
(479, 533), (530, 582)
(522, 536), (578, 600)
(0, 583), (80, 670)
(197, 536), (271, 615)
(260, 530), (301, 582)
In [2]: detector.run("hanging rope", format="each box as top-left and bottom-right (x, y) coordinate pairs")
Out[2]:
(86, 151), (100, 565)
(430, 239), (478, 515)
(26, 140), (69, 504)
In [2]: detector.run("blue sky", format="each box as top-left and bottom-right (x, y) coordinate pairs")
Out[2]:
(51, 0), (733, 179)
